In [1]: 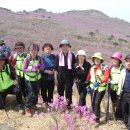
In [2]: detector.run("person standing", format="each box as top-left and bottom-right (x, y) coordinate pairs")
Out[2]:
(86, 52), (110, 127)
(110, 52), (123, 119)
(73, 50), (91, 106)
(23, 44), (44, 116)
(10, 42), (27, 100)
(117, 54), (130, 130)
(54, 39), (76, 108)
(41, 43), (55, 106)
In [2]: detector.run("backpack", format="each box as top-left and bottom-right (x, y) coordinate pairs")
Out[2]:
(0, 41), (10, 59)
(14, 52), (27, 61)
(110, 64), (124, 71)
(2, 63), (16, 80)
(91, 63), (107, 74)
(26, 55), (41, 66)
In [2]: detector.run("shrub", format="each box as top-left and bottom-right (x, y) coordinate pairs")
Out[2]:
(47, 96), (97, 130)
(88, 31), (95, 37)
(118, 38), (128, 43)
(76, 35), (83, 40)
(113, 42), (119, 46)
(107, 35), (114, 41)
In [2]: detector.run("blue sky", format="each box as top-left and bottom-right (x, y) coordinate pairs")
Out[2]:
(0, 0), (130, 22)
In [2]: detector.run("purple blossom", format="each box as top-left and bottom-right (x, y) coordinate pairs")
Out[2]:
(49, 96), (97, 130)
(64, 111), (71, 120)
(52, 124), (58, 130)
(48, 95), (68, 112)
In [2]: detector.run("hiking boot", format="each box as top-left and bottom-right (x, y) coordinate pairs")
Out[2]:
(0, 106), (4, 110)
(121, 124), (127, 129)
(94, 122), (100, 128)
(17, 104), (24, 114)
(94, 118), (100, 128)
(25, 108), (32, 117)
(45, 103), (50, 109)
(31, 105), (39, 110)
(100, 116), (106, 123)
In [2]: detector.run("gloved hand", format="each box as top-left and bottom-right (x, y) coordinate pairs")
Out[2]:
(31, 68), (37, 72)
(94, 82), (100, 88)
(85, 87), (91, 93)
(33, 63), (40, 69)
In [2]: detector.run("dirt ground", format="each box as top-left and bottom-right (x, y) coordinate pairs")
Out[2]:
(0, 86), (127, 130)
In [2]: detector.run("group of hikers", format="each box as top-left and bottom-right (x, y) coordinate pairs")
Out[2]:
(0, 39), (130, 129)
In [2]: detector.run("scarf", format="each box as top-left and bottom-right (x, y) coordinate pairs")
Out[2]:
(59, 51), (72, 69)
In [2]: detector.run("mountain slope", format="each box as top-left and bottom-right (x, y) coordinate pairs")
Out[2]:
(0, 7), (130, 61)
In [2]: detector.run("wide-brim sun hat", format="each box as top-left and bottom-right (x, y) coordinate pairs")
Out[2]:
(76, 50), (87, 57)
(59, 39), (71, 48)
(92, 52), (103, 62)
(111, 52), (122, 61)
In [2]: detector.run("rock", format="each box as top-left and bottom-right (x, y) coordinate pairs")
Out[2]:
(0, 123), (15, 130)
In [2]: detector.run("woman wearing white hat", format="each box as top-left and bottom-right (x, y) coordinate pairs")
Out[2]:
(73, 50), (91, 106)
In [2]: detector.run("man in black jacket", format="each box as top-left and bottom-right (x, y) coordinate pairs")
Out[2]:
(54, 39), (76, 107)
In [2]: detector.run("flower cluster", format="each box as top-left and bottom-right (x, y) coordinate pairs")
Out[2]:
(48, 95), (68, 112)
(72, 105), (96, 124)
(49, 96), (98, 130)
(36, 95), (102, 130)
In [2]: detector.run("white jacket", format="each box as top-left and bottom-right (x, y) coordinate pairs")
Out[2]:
(117, 69), (126, 96)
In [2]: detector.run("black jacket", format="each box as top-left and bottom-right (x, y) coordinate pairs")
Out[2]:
(73, 60), (91, 85)
(54, 52), (76, 74)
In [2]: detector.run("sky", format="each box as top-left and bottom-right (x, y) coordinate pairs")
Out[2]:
(0, 0), (130, 22)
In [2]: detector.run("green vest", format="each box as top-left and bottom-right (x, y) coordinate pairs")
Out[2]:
(24, 58), (41, 81)
(15, 53), (27, 77)
(0, 64), (14, 92)
(110, 66), (121, 91)
(90, 64), (107, 92)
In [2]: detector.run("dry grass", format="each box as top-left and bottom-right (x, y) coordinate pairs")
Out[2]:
(0, 86), (126, 130)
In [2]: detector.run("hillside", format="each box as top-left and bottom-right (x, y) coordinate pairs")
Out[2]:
(0, 7), (129, 130)
(0, 7), (130, 62)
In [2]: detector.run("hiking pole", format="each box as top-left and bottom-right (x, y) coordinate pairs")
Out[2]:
(106, 81), (111, 124)
(111, 102), (116, 121)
